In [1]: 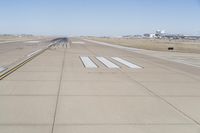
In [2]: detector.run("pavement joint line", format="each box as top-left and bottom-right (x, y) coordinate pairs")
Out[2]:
(161, 95), (200, 97)
(0, 95), (58, 97)
(8, 71), (60, 73)
(2, 94), (200, 98)
(0, 123), (196, 126)
(47, 122), (198, 126)
(124, 74), (200, 126)
(0, 80), (59, 82)
(58, 95), (154, 97)
(51, 49), (66, 133)
(3, 80), (60, 81)
(0, 124), (52, 126)
(0, 95), (157, 97)
(19, 70), (59, 73)
(97, 59), (200, 126)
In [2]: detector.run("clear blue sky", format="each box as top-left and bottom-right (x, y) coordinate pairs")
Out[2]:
(0, 0), (200, 36)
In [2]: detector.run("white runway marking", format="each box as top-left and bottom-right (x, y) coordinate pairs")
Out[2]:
(72, 41), (85, 44)
(27, 49), (42, 57)
(0, 41), (20, 44)
(25, 41), (40, 43)
(112, 57), (141, 68)
(80, 56), (98, 68)
(0, 67), (6, 72)
(96, 57), (119, 68)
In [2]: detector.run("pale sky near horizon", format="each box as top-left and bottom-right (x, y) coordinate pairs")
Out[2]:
(0, 0), (200, 36)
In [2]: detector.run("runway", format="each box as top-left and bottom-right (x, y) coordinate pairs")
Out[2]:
(0, 39), (50, 69)
(0, 38), (200, 133)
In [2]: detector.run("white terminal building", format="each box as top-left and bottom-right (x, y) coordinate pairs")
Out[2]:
(144, 30), (165, 38)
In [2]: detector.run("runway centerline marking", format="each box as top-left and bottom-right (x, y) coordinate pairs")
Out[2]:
(80, 56), (98, 68)
(96, 57), (119, 68)
(112, 57), (141, 68)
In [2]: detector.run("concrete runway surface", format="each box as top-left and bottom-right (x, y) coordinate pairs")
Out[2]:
(0, 38), (200, 133)
(0, 38), (51, 70)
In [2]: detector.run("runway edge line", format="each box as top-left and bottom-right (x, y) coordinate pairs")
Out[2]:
(0, 43), (53, 80)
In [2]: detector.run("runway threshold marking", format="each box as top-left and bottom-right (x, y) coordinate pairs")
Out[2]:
(96, 57), (119, 68)
(80, 56), (98, 68)
(112, 57), (141, 68)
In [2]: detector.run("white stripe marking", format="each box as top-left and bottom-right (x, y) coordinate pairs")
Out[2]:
(0, 41), (19, 44)
(96, 57), (119, 68)
(80, 56), (97, 68)
(112, 57), (141, 68)
(27, 49), (42, 57)
(72, 41), (85, 44)
(0, 67), (6, 72)
(25, 41), (40, 43)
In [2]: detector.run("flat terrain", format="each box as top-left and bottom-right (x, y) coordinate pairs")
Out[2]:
(0, 36), (54, 70)
(88, 37), (200, 53)
(0, 35), (51, 42)
(0, 38), (200, 133)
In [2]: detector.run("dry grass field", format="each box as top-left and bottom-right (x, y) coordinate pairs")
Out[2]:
(88, 37), (200, 53)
